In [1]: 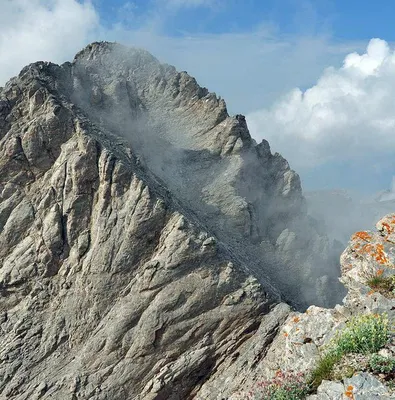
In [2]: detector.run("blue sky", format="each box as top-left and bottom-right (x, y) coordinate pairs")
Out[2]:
(94, 0), (395, 41)
(93, 0), (395, 194)
(2, 0), (395, 195)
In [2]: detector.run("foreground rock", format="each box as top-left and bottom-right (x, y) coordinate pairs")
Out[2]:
(308, 373), (393, 400)
(220, 215), (394, 399)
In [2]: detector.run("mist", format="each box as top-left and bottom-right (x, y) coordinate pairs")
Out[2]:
(244, 38), (395, 259)
(63, 42), (349, 310)
(306, 189), (395, 239)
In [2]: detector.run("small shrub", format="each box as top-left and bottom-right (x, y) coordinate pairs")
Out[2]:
(248, 370), (310, 400)
(369, 354), (395, 374)
(387, 379), (395, 392)
(333, 314), (390, 355)
(309, 314), (391, 389)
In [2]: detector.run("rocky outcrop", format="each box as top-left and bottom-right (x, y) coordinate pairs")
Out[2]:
(308, 373), (394, 400)
(208, 215), (394, 399)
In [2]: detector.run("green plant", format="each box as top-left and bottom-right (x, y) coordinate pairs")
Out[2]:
(366, 274), (395, 298)
(309, 351), (341, 388)
(309, 314), (391, 389)
(333, 314), (390, 355)
(387, 379), (395, 392)
(369, 354), (395, 374)
(248, 371), (310, 400)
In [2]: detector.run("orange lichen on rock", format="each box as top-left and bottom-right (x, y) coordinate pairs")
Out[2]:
(345, 385), (354, 399)
(381, 222), (393, 234)
(377, 215), (395, 241)
(352, 231), (372, 241)
(377, 269), (384, 276)
(343, 263), (353, 272)
(361, 244), (374, 253)
(373, 244), (389, 264)
(293, 316), (300, 323)
(353, 241), (390, 265)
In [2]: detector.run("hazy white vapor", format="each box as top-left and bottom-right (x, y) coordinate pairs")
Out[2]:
(107, 28), (361, 114)
(247, 38), (395, 172)
(0, 0), (99, 85)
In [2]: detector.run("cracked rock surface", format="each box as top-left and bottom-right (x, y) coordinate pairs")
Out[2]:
(0, 42), (358, 399)
(228, 215), (395, 400)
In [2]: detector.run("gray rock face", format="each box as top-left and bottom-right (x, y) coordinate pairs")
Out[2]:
(308, 373), (395, 399)
(0, 42), (349, 399)
(0, 52), (274, 399)
(225, 216), (395, 400)
(68, 42), (344, 308)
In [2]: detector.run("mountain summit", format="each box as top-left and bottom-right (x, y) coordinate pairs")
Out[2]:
(71, 42), (344, 307)
(0, 42), (347, 398)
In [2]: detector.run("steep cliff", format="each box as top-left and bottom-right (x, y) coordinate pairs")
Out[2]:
(0, 42), (350, 399)
(69, 42), (343, 308)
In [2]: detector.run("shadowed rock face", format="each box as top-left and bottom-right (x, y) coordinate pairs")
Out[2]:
(0, 42), (345, 399)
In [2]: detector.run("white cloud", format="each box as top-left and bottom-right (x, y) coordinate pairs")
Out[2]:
(0, 0), (359, 117)
(0, 0), (99, 85)
(247, 38), (395, 178)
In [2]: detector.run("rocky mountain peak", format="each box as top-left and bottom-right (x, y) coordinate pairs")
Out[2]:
(68, 42), (335, 307)
(0, 42), (345, 310)
(74, 41), (158, 65)
(0, 42), (361, 399)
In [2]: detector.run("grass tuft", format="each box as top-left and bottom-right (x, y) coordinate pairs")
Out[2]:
(308, 313), (391, 390)
(309, 351), (341, 389)
(366, 274), (395, 298)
